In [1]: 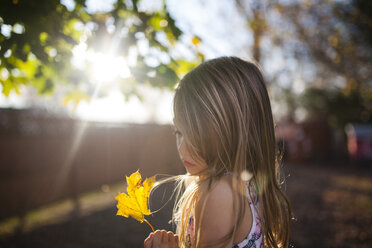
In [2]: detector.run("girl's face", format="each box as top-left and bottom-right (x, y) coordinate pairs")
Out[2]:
(174, 125), (208, 175)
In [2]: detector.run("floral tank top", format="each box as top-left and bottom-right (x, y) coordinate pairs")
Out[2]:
(184, 180), (263, 248)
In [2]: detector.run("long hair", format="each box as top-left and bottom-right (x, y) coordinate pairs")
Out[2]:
(161, 56), (292, 247)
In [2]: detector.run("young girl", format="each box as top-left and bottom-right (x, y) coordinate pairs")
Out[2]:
(144, 56), (292, 248)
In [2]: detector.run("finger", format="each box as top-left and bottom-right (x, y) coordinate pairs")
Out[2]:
(144, 237), (152, 248)
(168, 232), (178, 248)
(161, 230), (168, 244)
(145, 232), (154, 241)
(170, 233), (178, 248)
(167, 231), (175, 243)
(144, 233), (154, 248)
(175, 234), (179, 245)
(152, 230), (163, 247)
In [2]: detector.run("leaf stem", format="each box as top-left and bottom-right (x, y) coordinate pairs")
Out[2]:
(144, 219), (154, 232)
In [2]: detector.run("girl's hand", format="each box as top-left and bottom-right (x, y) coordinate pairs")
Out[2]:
(144, 230), (179, 248)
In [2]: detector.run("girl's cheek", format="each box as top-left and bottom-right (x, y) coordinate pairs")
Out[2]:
(178, 138), (188, 156)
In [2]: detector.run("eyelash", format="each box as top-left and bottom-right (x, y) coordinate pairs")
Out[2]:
(173, 130), (182, 136)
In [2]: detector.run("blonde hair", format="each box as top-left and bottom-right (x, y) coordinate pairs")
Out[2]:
(154, 56), (292, 248)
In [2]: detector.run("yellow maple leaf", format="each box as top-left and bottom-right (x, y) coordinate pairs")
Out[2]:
(192, 36), (201, 46)
(115, 170), (156, 231)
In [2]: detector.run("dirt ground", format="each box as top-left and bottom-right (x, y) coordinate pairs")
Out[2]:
(285, 163), (372, 248)
(0, 163), (371, 248)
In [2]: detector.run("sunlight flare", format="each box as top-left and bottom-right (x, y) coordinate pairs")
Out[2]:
(71, 42), (131, 84)
(88, 52), (131, 83)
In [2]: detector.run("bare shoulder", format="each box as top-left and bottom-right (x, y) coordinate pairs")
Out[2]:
(196, 176), (235, 246)
(203, 176), (234, 203)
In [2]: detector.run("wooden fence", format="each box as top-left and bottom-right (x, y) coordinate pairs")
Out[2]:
(0, 109), (183, 219)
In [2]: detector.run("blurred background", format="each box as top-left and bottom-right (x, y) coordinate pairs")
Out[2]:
(0, 0), (371, 247)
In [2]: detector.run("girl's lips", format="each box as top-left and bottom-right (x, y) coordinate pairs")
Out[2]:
(183, 160), (195, 167)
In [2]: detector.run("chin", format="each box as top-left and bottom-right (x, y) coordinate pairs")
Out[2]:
(185, 168), (197, 175)
(185, 166), (208, 177)
(183, 166), (198, 175)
